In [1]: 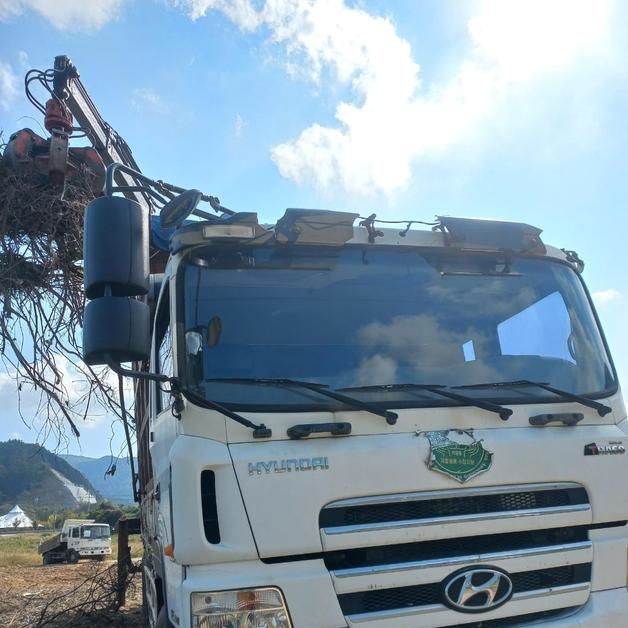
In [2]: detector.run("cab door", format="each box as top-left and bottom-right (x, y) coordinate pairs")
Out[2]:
(68, 526), (80, 551)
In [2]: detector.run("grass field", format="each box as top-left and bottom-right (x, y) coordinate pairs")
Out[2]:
(0, 532), (143, 567)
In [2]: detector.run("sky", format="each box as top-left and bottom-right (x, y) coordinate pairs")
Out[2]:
(0, 0), (627, 457)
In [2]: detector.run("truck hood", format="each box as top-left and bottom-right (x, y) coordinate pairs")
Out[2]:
(229, 406), (628, 559)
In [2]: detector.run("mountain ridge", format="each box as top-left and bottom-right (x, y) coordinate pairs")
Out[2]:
(61, 454), (136, 505)
(0, 440), (98, 514)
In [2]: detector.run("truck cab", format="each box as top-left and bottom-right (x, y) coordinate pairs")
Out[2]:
(82, 200), (628, 628)
(66, 521), (112, 558)
(40, 519), (112, 564)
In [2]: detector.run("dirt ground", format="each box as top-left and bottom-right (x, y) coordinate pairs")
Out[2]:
(0, 562), (143, 628)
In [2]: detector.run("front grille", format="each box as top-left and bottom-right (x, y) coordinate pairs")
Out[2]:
(319, 483), (593, 624)
(341, 582), (442, 615)
(338, 564), (591, 615)
(510, 564), (589, 591)
(325, 526), (588, 571)
(320, 485), (588, 528)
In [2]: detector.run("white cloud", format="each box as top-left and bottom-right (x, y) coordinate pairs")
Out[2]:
(177, 0), (615, 196)
(175, 0), (261, 30)
(353, 313), (501, 386)
(0, 347), (135, 455)
(234, 113), (246, 139)
(0, 353), (134, 449)
(132, 87), (167, 113)
(0, 0), (20, 19)
(0, 60), (18, 111)
(270, 0), (613, 195)
(17, 50), (29, 70)
(468, 0), (611, 82)
(0, 0), (124, 30)
(592, 288), (621, 308)
(0, 357), (89, 422)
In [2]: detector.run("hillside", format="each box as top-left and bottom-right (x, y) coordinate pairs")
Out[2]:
(0, 440), (98, 514)
(61, 455), (136, 505)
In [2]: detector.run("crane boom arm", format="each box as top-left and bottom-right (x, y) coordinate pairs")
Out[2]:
(52, 55), (149, 208)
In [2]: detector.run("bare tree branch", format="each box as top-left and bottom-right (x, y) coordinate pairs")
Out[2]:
(0, 161), (132, 450)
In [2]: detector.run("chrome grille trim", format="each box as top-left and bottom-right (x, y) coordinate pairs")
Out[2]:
(332, 540), (592, 578)
(513, 582), (590, 600)
(349, 602), (441, 622)
(325, 482), (585, 509)
(323, 503), (591, 536)
(346, 583), (591, 623)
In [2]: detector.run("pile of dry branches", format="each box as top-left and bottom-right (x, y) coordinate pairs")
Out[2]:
(0, 166), (88, 270)
(0, 160), (129, 448)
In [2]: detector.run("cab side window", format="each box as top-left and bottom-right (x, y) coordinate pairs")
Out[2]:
(71, 527), (79, 538)
(154, 283), (172, 413)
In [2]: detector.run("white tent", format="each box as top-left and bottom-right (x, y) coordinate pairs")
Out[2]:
(0, 505), (34, 529)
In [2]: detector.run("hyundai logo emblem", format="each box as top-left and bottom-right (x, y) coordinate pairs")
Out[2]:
(442, 565), (513, 613)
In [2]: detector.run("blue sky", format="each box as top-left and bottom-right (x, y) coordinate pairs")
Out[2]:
(0, 0), (627, 457)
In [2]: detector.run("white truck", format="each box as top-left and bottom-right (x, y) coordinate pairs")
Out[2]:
(39, 519), (112, 564)
(81, 179), (628, 628)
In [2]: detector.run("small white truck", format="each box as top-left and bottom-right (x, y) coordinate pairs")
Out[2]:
(38, 519), (112, 565)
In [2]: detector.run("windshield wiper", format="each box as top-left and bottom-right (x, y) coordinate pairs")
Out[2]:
(106, 357), (273, 438)
(338, 384), (513, 421)
(177, 385), (273, 438)
(454, 380), (612, 417)
(205, 378), (399, 425)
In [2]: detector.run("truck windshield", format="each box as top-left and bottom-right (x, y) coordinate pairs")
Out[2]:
(81, 525), (110, 539)
(181, 246), (615, 410)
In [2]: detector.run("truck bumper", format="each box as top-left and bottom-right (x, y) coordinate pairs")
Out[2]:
(178, 560), (628, 628)
(79, 549), (112, 556)
(541, 588), (628, 627)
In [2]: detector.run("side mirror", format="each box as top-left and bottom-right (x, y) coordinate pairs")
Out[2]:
(83, 296), (150, 365)
(160, 189), (202, 228)
(84, 196), (149, 299)
(82, 195), (151, 365)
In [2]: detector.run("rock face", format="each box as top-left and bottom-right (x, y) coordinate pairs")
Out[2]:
(0, 440), (98, 512)
(49, 469), (97, 505)
(61, 455), (136, 505)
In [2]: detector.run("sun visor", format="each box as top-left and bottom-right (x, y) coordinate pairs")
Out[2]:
(436, 216), (546, 254)
(274, 209), (359, 245)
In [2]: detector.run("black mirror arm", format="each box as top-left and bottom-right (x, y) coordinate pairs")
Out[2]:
(104, 356), (271, 437)
(105, 163), (170, 207)
(105, 355), (170, 384)
(105, 355), (185, 417)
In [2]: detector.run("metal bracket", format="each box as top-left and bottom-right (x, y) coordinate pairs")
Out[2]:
(359, 214), (384, 243)
(561, 249), (585, 273)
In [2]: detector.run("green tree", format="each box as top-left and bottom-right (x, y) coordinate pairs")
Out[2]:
(121, 504), (140, 518)
(47, 513), (60, 529)
(93, 501), (124, 530)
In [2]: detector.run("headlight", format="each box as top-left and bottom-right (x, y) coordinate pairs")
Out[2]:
(191, 587), (292, 627)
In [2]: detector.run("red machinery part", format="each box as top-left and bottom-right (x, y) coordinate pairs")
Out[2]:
(2, 128), (47, 166)
(2, 127), (106, 191)
(44, 98), (73, 133)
